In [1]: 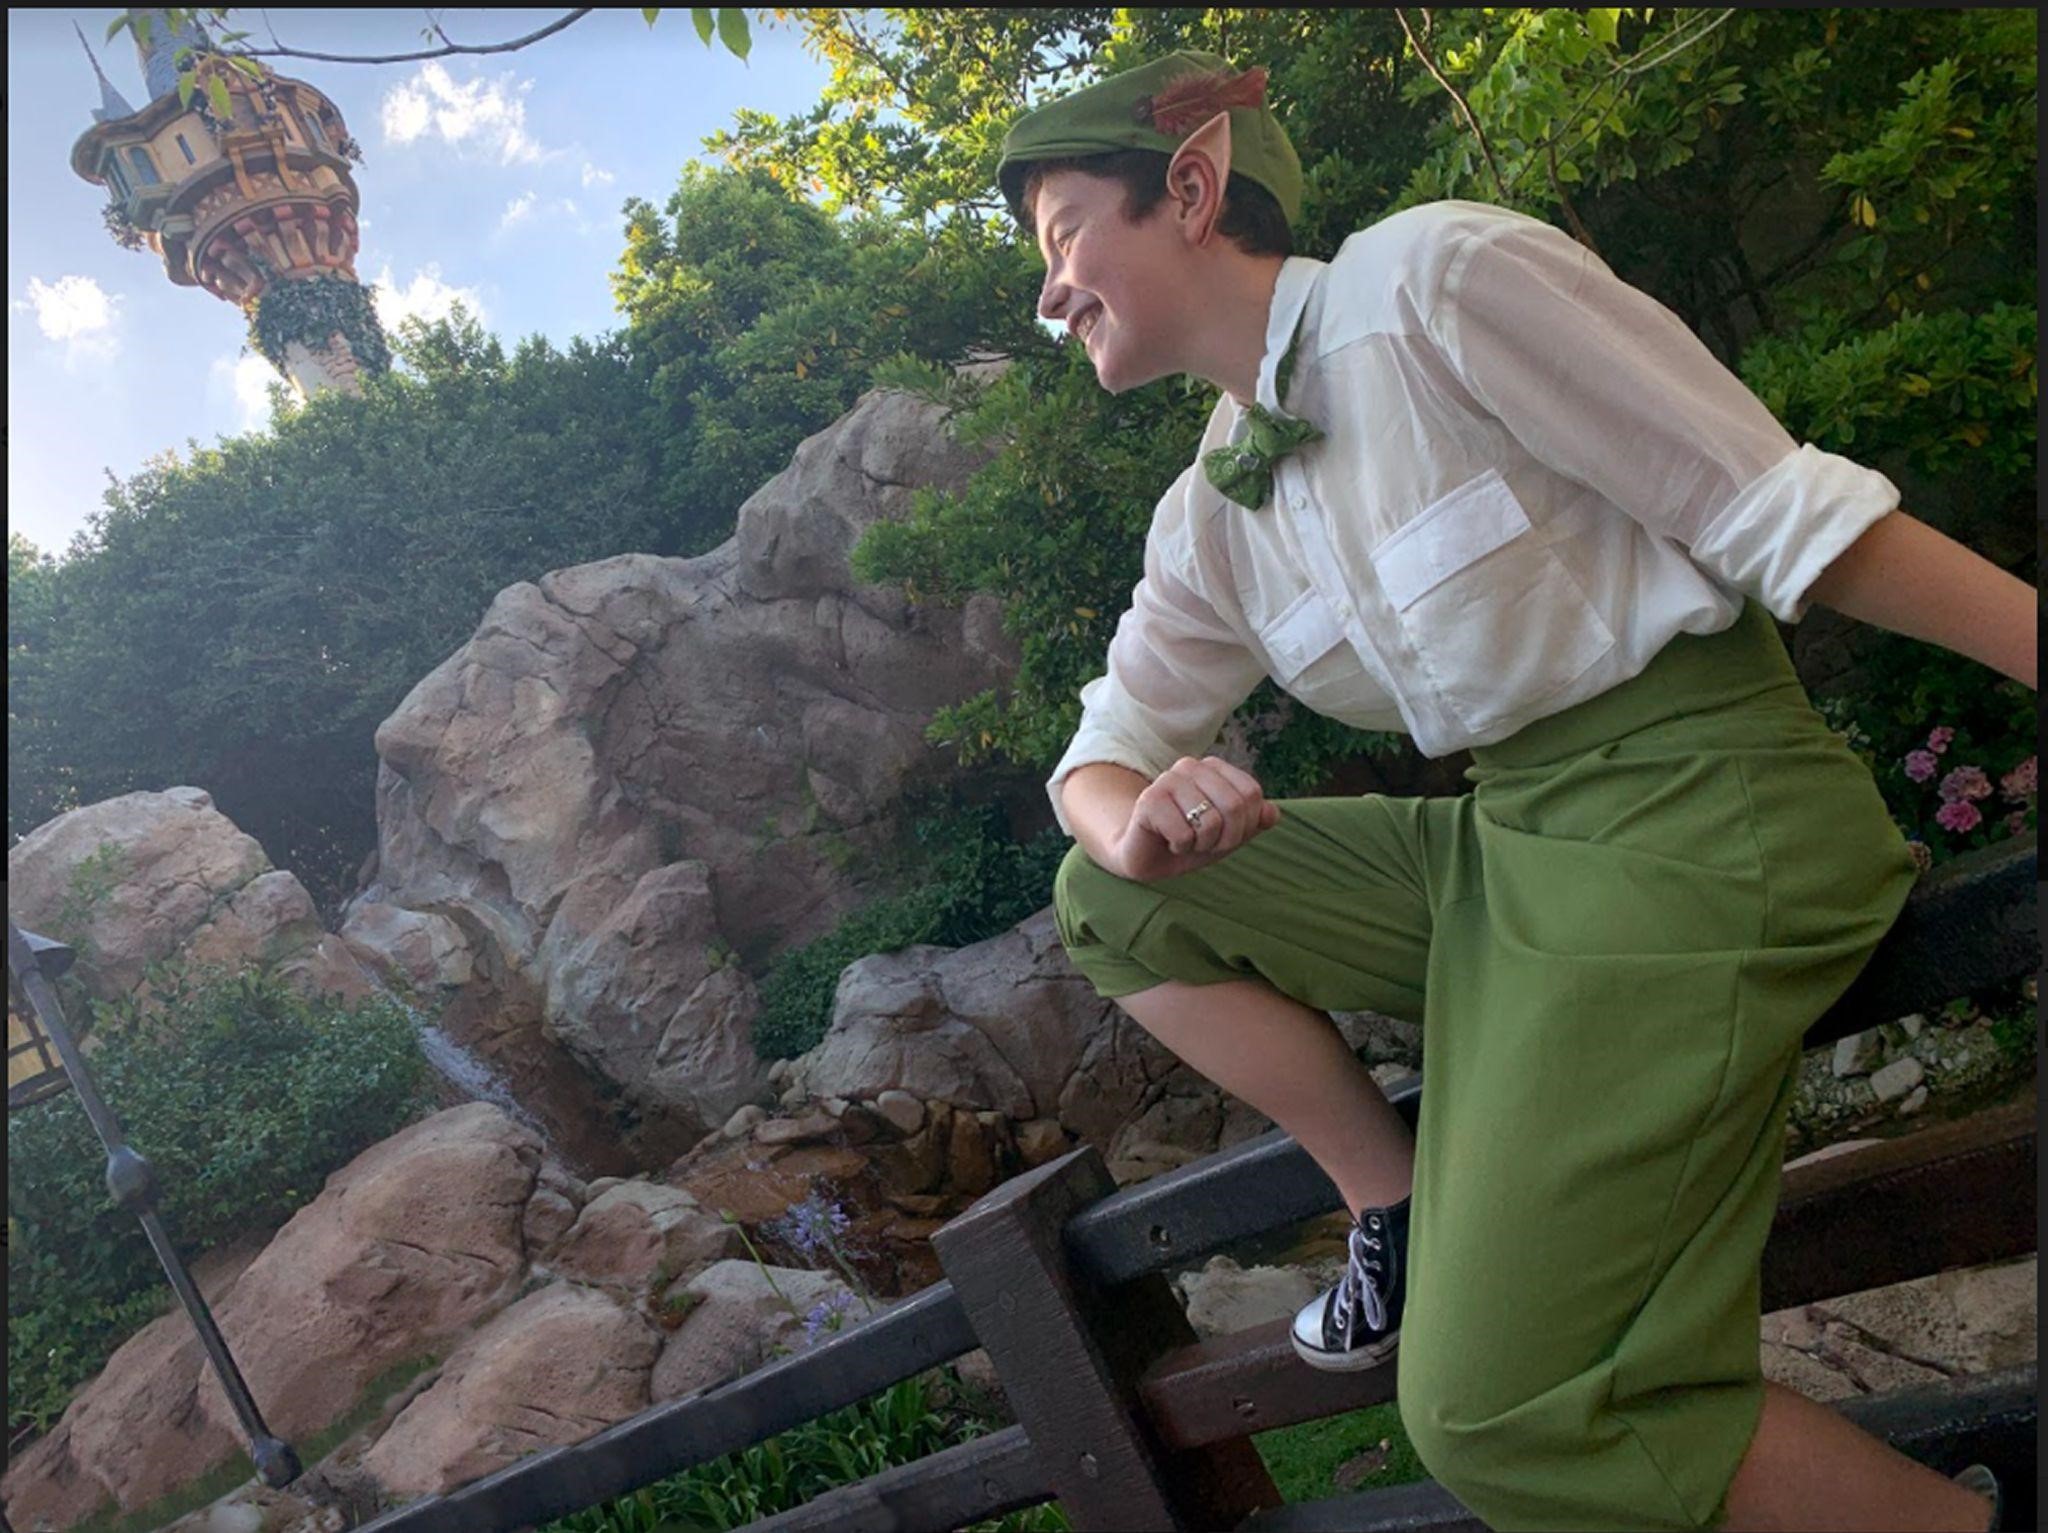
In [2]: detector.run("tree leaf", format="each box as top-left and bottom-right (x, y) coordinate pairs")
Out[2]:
(642, 7), (662, 26)
(1587, 8), (1621, 48)
(207, 75), (234, 124)
(717, 8), (751, 62)
(106, 15), (129, 41)
(691, 8), (715, 46)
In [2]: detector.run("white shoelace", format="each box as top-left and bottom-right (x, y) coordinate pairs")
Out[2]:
(1332, 1220), (1387, 1343)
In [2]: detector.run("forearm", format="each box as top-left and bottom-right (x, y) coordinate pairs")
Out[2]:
(1802, 509), (2038, 690)
(1059, 762), (1149, 873)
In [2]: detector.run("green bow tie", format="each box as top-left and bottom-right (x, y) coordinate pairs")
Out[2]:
(1201, 328), (1320, 510)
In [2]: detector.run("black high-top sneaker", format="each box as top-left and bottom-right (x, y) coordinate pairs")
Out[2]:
(1291, 1194), (1410, 1371)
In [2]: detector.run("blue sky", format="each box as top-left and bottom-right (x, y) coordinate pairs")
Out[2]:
(7, 9), (840, 560)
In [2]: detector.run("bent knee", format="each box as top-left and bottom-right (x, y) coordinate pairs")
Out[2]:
(1398, 1350), (1712, 1531)
(1052, 841), (1122, 936)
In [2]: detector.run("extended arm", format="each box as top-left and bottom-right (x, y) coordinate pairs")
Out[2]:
(1802, 509), (2037, 691)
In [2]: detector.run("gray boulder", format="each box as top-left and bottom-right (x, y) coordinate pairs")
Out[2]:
(798, 906), (1425, 1163)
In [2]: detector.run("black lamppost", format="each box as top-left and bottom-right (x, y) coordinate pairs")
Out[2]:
(5, 919), (301, 1492)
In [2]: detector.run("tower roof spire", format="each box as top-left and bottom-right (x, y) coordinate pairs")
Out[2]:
(129, 9), (214, 103)
(74, 21), (137, 123)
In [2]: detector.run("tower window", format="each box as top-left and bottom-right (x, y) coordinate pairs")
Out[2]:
(126, 147), (161, 186)
(304, 112), (329, 149)
(176, 133), (197, 165)
(104, 154), (131, 198)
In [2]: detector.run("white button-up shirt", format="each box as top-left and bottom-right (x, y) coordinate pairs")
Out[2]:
(1047, 199), (1900, 837)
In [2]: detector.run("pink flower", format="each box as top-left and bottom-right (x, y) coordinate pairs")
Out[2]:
(1902, 750), (1939, 783)
(1905, 839), (1934, 872)
(1926, 726), (1955, 755)
(2005, 811), (2028, 836)
(1938, 765), (1992, 802)
(1935, 798), (1983, 834)
(2000, 756), (2037, 800)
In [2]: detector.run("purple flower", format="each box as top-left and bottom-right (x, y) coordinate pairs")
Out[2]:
(1926, 725), (1955, 755)
(776, 1193), (851, 1258)
(1938, 765), (1992, 803)
(1902, 750), (1939, 783)
(801, 1289), (856, 1343)
(1935, 799), (1983, 834)
(1905, 839), (1933, 873)
(2000, 756), (2037, 801)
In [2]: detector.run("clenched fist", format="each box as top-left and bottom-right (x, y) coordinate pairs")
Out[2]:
(1111, 755), (1282, 883)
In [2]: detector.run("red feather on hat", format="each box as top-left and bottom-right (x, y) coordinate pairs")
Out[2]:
(1135, 65), (1269, 137)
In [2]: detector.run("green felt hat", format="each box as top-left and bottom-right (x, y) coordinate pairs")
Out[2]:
(997, 50), (1302, 227)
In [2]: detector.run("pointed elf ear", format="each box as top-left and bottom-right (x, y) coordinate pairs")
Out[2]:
(1166, 110), (1234, 244)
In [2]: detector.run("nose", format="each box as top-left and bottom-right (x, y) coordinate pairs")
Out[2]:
(1038, 266), (1071, 324)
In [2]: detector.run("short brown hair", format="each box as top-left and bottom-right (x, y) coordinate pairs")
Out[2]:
(1017, 149), (1293, 258)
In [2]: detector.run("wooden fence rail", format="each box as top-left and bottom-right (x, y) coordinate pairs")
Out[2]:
(341, 832), (2035, 1533)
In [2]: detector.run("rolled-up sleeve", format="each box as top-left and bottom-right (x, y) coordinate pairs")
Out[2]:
(1047, 498), (1267, 839)
(1428, 215), (1899, 623)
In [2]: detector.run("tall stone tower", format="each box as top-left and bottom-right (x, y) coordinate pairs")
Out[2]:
(69, 10), (389, 400)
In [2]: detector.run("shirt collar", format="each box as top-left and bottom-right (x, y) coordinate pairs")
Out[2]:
(1253, 255), (1324, 413)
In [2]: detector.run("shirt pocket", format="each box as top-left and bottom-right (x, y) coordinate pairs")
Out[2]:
(1369, 468), (1614, 738)
(1256, 584), (1349, 686)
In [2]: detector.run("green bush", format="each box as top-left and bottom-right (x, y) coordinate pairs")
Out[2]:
(6, 965), (435, 1435)
(539, 1370), (1067, 1533)
(752, 801), (1070, 1060)
(1812, 640), (2036, 870)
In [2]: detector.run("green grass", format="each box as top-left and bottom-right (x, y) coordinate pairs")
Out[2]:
(1255, 1402), (1428, 1503)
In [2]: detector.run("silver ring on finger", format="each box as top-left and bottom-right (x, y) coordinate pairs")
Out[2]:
(1184, 800), (1214, 829)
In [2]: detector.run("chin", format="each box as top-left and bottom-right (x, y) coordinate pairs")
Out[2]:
(1092, 348), (1162, 396)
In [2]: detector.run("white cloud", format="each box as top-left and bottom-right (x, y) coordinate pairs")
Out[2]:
(494, 194), (598, 241)
(17, 275), (116, 340)
(210, 351), (282, 433)
(499, 191), (538, 232)
(13, 275), (122, 365)
(380, 61), (546, 164)
(368, 263), (488, 333)
(581, 162), (615, 188)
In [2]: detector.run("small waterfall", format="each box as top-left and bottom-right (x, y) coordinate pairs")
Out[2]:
(399, 1000), (551, 1143)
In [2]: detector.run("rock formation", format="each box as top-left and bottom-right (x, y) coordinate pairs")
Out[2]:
(346, 389), (1020, 1136)
(6, 787), (373, 1005)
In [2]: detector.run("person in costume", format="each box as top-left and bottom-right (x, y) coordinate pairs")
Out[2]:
(997, 50), (2032, 1533)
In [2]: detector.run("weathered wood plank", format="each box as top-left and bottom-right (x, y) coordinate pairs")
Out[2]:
(355, 1282), (978, 1532)
(1067, 1081), (1419, 1289)
(1141, 1102), (2035, 1449)
(1818, 833), (2036, 1038)
(933, 1147), (1280, 1531)
(1238, 1364), (2036, 1532)
(1761, 1096), (2036, 1312)
(745, 1425), (1050, 1533)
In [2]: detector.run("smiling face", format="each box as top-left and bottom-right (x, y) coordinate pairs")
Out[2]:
(1031, 168), (1198, 394)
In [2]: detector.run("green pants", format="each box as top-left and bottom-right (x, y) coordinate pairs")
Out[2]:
(1052, 598), (1919, 1532)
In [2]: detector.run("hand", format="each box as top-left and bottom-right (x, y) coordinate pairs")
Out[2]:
(1110, 755), (1282, 883)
